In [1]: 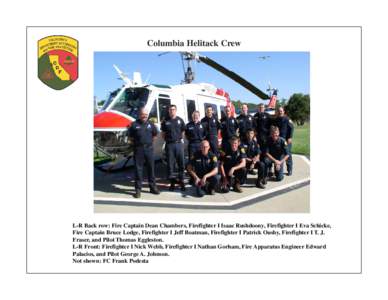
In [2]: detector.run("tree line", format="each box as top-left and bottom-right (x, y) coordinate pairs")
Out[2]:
(232, 93), (310, 126)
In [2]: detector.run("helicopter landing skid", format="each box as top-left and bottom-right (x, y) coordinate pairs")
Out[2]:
(95, 155), (134, 172)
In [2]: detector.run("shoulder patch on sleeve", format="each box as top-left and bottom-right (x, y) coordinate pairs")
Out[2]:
(240, 148), (246, 153)
(212, 156), (217, 162)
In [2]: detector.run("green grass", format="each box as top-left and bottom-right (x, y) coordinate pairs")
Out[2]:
(292, 122), (310, 157)
(94, 152), (112, 165)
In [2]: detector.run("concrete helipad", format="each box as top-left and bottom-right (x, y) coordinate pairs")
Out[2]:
(94, 154), (310, 212)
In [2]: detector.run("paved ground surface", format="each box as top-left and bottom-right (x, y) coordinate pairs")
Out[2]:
(94, 155), (310, 213)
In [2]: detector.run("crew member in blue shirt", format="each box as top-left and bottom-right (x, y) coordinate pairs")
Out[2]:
(254, 103), (271, 153)
(201, 106), (221, 157)
(185, 110), (206, 159)
(220, 106), (239, 153)
(241, 129), (267, 189)
(219, 136), (247, 193)
(161, 104), (186, 191)
(128, 107), (160, 198)
(237, 104), (255, 143)
(264, 125), (290, 182)
(186, 140), (219, 197)
(274, 106), (294, 175)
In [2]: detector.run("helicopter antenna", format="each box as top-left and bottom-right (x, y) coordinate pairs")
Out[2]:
(113, 64), (132, 85)
(144, 73), (151, 85)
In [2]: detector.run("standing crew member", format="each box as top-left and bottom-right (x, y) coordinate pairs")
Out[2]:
(219, 136), (247, 193)
(254, 103), (271, 152)
(237, 104), (255, 142)
(220, 106), (239, 153)
(264, 126), (290, 182)
(186, 140), (219, 197)
(128, 108), (160, 198)
(161, 104), (186, 191)
(185, 111), (206, 159)
(274, 106), (294, 175)
(242, 129), (267, 188)
(201, 106), (221, 157)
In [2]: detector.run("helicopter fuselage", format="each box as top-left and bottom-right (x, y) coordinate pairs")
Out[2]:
(94, 81), (231, 159)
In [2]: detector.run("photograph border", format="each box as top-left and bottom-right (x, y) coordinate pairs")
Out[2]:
(26, 25), (362, 274)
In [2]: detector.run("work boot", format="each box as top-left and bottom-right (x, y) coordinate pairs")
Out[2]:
(133, 189), (141, 198)
(262, 177), (268, 185)
(233, 182), (243, 193)
(169, 179), (176, 191)
(150, 186), (160, 195)
(256, 180), (265, 189)
(287, 170), (293, 176)
(206, 185), (216, 195)
(196, 186), (205, 197)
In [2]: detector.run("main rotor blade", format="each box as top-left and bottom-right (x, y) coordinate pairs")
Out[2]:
(197, 55), (270, 100)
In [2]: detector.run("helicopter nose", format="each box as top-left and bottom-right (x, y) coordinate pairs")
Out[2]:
(94, 111), (132, 129)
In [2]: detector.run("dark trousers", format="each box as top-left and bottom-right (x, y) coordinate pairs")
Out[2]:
(188, 142), (201, 159)
(286, 143), (293, 173)
(166, 142), (185, 182)
(221, 138), (232, 154)
(134, 146), (156, 190)
(264, 157), (284, 181)
(246, 160), (267, 180)
(207, 136), (219, 156)
(224, 167), (247, 185)
(196, 174), (219, 190)
(257, 134), (268, 153)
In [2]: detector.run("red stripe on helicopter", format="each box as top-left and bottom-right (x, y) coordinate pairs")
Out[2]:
(216, 88), (236, 116)
(94, 111), (132, 128)
(268, 94), (277, 109)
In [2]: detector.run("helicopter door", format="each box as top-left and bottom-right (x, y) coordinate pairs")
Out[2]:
(203, 102), (219, 119)
(157, 96), (171, 123)
(151, 96), (171, 160)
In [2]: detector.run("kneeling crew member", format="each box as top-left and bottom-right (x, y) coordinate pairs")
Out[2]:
(128, 107), (160, 198)
(264, 126), (290, 182)
(185, 110), (206, 159)
(220, 136), (247, 193)
(186, 140), (219, 197)
(242, 129), (267, 189)
(161, 104), (186, 191)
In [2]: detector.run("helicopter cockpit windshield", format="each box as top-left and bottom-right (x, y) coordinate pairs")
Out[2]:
(110, 87), (150, 119)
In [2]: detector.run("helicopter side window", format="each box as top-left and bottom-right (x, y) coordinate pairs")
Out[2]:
(158, 98), (171, 123)
(220, 105), (226, 119)
(186, 99), (196, 121)
(204, 103), (218, 119)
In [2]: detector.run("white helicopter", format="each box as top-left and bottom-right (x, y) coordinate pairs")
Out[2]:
(94, 52), (275, 170)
